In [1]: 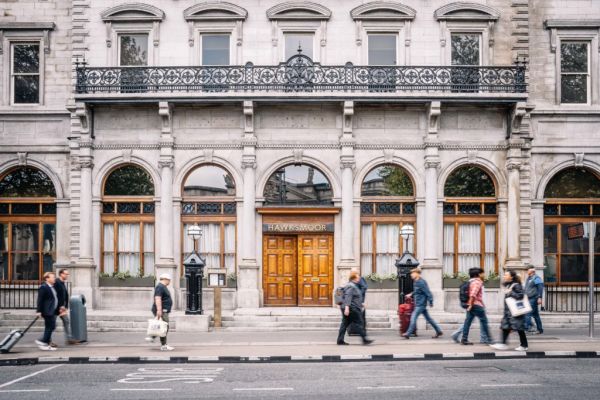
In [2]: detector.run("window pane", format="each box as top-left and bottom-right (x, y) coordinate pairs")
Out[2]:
(12, 224), (39, 251)
(263, 164), (333, 206)
(560, 255), (588, 282)
(119, 35), (148, 66)
(444, 166), (495, 197)
(561, 42), (588, 73)
(183, 165), (236, 197)
(0, 167), (56, 198)
(544, 225), (558, 253)
(117, 223), (140, 275)
(443, 224), (454, 275)
(143, 224), (154, 252)
(458, 224), (481, 273)
(104, 165), (154, 196)
(368, 35), (396, 65)
(42, 224), (55, 254)
(285, 34), (313, 59)
(544, 168), (600, 198)
(12, 253), (39, 280)
(361, 165), (414, 196)
(202, 35), (230, 65)
(13, 44), (39, 73)
(0, 224), (7, 280)
(561, 225), (588, 253)
(14, 75), (39, 104)
(143, 253), (154, 276)
(561, 74), (587, 104)
(42, 251), (55, 275)
(544, 254), (558, 283)
(451, 34), (480, 66)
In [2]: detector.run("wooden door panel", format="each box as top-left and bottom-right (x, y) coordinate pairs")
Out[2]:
(263, 235), (297, 306)
(318, 254), (328, 276)
(297, 235), (333, 306)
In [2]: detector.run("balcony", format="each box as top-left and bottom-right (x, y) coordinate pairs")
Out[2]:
(75, 54), (527, 103)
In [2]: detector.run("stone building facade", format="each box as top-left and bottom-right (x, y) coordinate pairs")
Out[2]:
(0, 0), (598, 313)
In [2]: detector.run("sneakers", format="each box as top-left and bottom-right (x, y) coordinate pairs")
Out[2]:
(145, 336), (156, 343)
(160, 345), (174, 351)
(451, 333), (460, 343)
(35, 340), (46, 347)
(515, 346), (528, 351)
(39, 345), (57, 351)
(490, 343), (508, 350)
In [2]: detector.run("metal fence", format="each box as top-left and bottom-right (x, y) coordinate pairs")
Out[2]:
(544, 285), (600, 313)
(0, 281), (71, 310)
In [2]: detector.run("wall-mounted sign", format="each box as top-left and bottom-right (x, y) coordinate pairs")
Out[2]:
(263, 223), (334, 233)
(207, 268), (227, 287)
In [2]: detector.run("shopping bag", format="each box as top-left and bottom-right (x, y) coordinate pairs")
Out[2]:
(147, 318), (168, 337)
(505, 295), (532, 317)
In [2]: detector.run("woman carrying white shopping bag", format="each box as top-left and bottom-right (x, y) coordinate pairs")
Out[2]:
(145, 273), (174, 351)
(490, 270), (529, 351)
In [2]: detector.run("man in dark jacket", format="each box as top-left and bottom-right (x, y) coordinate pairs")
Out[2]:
(349, 267), (368, 333)
(337, 271), (373, 346)
(35, 272), (59, 351)
(402, 268), (443, 339)
(55, 268), (78, 344)
(524, 266), (544, 334)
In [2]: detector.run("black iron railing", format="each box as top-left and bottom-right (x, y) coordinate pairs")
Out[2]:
(75, 54), (526, 95)
(544, 285), (600, 313)
(0, 281), (71, 309)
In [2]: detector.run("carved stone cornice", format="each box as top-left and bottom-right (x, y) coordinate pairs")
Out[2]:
(79, 158), (94, 170)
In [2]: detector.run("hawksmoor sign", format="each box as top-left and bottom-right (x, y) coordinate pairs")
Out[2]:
(263, 223), (334, 233)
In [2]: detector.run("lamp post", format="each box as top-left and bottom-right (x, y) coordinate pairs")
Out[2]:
(183, 224), (205, 315)
(395, 225), (418, 305)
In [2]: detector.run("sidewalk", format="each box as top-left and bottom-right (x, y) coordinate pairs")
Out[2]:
(2, 327), (600, 364)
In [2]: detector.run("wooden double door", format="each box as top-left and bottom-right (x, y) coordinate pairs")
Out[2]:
(263, 234), (333, 306)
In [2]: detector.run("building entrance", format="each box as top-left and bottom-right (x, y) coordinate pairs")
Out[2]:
(263, 234), (333, 306)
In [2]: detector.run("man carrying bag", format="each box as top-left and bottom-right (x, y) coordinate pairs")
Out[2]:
(145, 273), (173, 351)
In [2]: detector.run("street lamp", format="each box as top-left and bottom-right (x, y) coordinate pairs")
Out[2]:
(395, 224), (418, 305)
(183, 224), (205, 315)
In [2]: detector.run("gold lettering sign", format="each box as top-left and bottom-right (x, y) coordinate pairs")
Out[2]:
(263, 223), (334, 233)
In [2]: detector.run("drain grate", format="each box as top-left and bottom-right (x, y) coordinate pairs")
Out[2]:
(446, 366), (504, 373)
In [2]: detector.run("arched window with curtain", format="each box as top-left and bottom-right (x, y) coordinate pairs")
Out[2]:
(181, 165), (236, 273)
(263, 164), (333, 206)
(543, 167), (600, 285)
(443, 165), (498, 277)
(0, 167), (57, 281)
(360, 164), (416, 277)
(101, 165), (155, 276)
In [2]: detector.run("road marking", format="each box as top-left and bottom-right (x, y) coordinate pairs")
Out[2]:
(481, 384), (542, 388)
(0, 365), (62, 389)
(111, 388), (172, 391)
(118, 367), (223, 384)
(233, 388), (294, 392)
(0, 390), (50, 393)
(357, 386), (416, 390)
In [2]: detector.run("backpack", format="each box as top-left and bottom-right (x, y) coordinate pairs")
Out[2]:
(334, 286), (346, 305)
(459, 280), (471, 309)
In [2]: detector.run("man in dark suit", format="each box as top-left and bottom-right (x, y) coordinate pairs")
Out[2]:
(55, 268), (78, 344)
(35, 272), (59, 351)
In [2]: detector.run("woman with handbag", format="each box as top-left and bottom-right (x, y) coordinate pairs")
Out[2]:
(490, 270), (529, 351)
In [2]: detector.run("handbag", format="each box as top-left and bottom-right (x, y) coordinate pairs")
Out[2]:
(146, 318), (168, 337)
(505, 284), (532, 317)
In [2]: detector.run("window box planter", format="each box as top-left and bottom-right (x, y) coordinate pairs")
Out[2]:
(485, 279), (501, 289)
(365, 279), (398, 290)
(443, 278), (466, 288)
(99, 277), (155, 287)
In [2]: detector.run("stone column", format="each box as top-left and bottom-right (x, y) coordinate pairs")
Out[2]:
(505, 160), (524, 270)
(340, 157), (355, 264)
(155, 159), (177, 281)
(54, 199), (71, 269)
(531, 200), (545, 279)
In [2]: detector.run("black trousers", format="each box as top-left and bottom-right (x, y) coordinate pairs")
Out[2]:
(502, 328), (528, 348)
(337, 308), (367, 343)
(41, 315), (56, 345)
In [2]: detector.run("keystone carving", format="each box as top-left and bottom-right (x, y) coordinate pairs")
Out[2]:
(574, 153), (585, 167)
(428, 101), (441, 134)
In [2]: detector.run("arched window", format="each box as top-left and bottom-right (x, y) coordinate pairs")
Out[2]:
(101, 165), (155, 277)
(543, 167), (600, 285)
(263, 164), (333, 206)
(443, 165), (498, 278)
(360, 165), (416, 276)
(181, 165), (236, 274)
(0, 167), (57, 281)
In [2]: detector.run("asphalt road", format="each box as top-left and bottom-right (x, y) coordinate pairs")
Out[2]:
(0, 359), (599, 400)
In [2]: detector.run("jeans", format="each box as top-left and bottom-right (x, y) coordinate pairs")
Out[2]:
(60, 313), (73, 341)
(41, 315), (57, 345)
(525, 299), (543, 332)
(461, 305), (492, 343)
(405, 305), (442, 336)
(151, 312), (169, 346)
(502, 328), (528, 348)
(337, 308), (367, 343)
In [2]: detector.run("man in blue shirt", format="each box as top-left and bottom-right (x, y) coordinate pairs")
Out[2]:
(402, 268), (443, 339)
(524, 266), (544, 334)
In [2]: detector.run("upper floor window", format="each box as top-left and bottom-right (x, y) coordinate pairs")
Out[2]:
(368, 34), (397, 65)
(560, 42), (590, 104)
(285, 33), (314, 59)
(119, 34), (148, 66)
(202, 34), (230, 65)
(263, 164), (332, 206)
(11, 43), (40, 104)
(451, 33), (481, 66)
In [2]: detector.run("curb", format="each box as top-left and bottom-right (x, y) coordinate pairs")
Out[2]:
(1, 351), (599, 366)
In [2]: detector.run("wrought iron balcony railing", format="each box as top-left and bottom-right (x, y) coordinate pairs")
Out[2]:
(75, 54), (526, 95)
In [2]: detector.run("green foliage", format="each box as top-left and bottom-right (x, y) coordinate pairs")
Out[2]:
(364, 272), (398, 282)
(0, 167), (56, 197)
(362, 165), (414, 197)
(99, 272), (110, 278)
(104, 165), (154, 196)
(544, 167), (600, 198)
(111, 270), (133, 280)
(444, 166), (495, 197)
(227, 272), (237, 282)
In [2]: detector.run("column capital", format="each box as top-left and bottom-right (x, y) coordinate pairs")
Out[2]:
(241, 155), (257, 169)
(79, 157), (94, 170)
(158, 159), (174, 169)
(424, 157), (440, 170)
(340, 155), (355, 170)
(506, 160), (522, 171)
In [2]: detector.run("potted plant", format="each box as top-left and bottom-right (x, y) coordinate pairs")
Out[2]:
(484, 272), (501, 288)
(364, 273), (398, 289)
(443, 272), (469, 288)
(99, 269), (155, 287)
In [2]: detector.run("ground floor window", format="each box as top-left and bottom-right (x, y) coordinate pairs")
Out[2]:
(360, 222), (415, 276)
(182, 222), (236, 273)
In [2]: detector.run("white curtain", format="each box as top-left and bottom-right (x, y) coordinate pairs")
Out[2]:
(458, 224), (481, 273)
(484, 224), (496, 274)
(361, 224), (373, 275)
(143, 223), (155, 276)
(224, 223), (236, 273)
(183, 223), (222, 269)
(103, 224), (114, 272)
(376, 224), (399, 275)
(443, 224), (455, 275)
(117, 223), (140, 275)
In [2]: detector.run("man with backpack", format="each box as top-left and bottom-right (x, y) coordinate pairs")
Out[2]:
(401, 268), (443, 339)
(458, 268), (492, 345)
(336, 271), (373, 346)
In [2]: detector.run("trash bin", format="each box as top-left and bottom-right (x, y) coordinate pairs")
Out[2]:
(69, 294), (88, 342)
